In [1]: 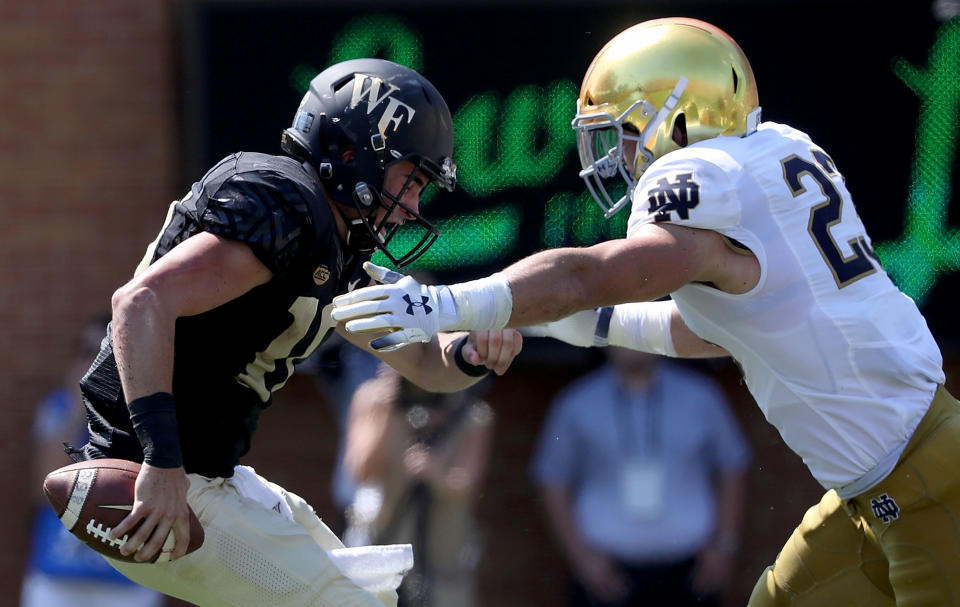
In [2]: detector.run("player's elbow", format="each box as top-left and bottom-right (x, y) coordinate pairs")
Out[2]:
(111, 280), (167, 324)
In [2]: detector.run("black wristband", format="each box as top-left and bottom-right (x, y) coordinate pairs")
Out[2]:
(128, 392), (183, 468)
(454, 338), (491, 377)
(594, 306), (614, 346)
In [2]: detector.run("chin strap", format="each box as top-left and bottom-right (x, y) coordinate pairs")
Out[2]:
(326, 192), (378, 256)
(744, 106), (762, 136)
(636, 76), (689, 171)
(344, 217), (377, 255)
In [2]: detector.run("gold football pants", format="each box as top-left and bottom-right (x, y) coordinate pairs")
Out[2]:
(749, 385), (960, 606)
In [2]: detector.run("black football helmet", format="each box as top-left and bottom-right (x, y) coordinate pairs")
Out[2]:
(281, 59), (457, 267)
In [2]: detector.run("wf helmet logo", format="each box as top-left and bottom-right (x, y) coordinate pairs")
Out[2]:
(402, 293), (432, 315)
(870, 493), (900, 524)
(349, 74), (416, 136)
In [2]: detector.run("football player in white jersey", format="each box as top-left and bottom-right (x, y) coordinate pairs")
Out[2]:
(331, 18), (960, 606)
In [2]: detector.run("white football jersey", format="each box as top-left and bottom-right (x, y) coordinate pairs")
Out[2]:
(627, 122), (945, 495)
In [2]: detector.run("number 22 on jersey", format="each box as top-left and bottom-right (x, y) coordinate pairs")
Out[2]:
(781, 151), (880, 288)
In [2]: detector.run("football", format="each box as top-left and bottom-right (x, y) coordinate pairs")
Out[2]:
(42, 458), (204, 563)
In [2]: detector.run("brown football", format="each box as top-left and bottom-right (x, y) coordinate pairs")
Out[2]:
(42, 458), (204, 563)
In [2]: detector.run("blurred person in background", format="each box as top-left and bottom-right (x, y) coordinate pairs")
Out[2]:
(303, 335), (381, 534)
(531, 347), (749, 606)
(343, 364), (495, 607)
(22, 314), (163, 607)
(333, 17), (958, 605)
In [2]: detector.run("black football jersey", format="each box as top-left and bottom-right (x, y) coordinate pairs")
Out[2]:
(80, 152), (368, 477)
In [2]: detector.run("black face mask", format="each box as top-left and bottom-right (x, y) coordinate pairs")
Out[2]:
(343, 161), (441, 268)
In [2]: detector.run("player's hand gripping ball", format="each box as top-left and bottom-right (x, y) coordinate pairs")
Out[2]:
(43, 459), (204, 563)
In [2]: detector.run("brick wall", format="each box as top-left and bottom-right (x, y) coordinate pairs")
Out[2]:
(1, 3), (956, 607)
(0, 2), (176, 602)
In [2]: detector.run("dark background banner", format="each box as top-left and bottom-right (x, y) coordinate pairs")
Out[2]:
(182, 1), (959, 351)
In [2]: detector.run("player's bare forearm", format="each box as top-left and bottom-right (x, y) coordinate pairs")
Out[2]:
(337, 325), (452, 390)
(502, 227), (715, 327)
(111, 283), (177, 400)
(338, 327), (519, 392)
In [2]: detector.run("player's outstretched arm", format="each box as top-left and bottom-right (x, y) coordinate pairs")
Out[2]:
(332, 223), (753, 352)
(333, 262), (522, 391)
(337, 323), (523, 393)
(500, 222), (751, 326)
(521, 301), (728, 359)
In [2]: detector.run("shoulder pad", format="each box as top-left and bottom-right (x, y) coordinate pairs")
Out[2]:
(627, 148), (740, 237)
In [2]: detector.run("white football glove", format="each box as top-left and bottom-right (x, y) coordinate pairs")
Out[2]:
(331, 262), (460, 352)
(519, 307), (613, 348)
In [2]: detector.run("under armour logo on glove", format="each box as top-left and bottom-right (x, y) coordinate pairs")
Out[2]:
(870, 493), (900, 524)
(403, 294), (433, 315)
(331, 262), (462, 352)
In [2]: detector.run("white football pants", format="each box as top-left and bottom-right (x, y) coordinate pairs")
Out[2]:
(105, 466), (399, 607)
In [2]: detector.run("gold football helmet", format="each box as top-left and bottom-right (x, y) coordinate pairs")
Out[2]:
(572, 18), (761, 216)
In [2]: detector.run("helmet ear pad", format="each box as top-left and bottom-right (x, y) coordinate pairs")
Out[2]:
(335, 145), (380, 210)
(671, 114), (688, 147)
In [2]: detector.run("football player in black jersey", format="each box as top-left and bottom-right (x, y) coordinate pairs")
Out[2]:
(72, 59), (521, 607)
